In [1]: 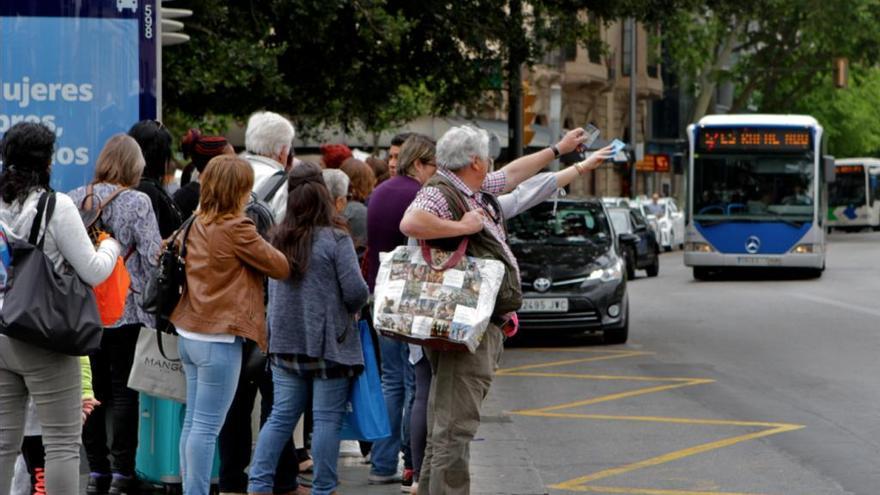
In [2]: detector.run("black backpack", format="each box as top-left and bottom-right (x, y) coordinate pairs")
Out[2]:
(245, 170), (287, 239)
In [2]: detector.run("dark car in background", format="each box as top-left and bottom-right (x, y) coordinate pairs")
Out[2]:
(507, 198), (631, 344)
(607, 207), (660, 279)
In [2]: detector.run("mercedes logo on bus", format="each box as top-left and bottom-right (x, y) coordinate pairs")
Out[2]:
(533, 277), (552, 292)
(745, 236), (761, 254)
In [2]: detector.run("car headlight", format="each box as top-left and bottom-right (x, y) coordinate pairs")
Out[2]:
(587, 258), (624, 283)
(685, 242), (715, 253)
(791, 243), (823, 254)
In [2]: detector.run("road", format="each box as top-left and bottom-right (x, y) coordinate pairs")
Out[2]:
(494, 232), (880, 495)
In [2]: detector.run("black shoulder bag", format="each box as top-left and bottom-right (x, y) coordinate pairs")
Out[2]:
(0, 192), (104, 355)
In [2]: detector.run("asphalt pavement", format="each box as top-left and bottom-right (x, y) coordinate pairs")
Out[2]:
(494, 231), (880, 495)
(67, 232), (878, 495)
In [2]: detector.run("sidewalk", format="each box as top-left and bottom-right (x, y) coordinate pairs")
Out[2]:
(336, 389), (547, 495)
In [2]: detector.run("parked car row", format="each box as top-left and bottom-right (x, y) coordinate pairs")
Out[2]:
(507, 198), (657, 345)
(603, 196), (686, 252)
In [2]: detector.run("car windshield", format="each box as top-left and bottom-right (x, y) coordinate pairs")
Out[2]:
(828, 168), (865, 207)
(693, 153), (815, 222)
(608, 210), (632, 234)
(508, 202), (611, 245)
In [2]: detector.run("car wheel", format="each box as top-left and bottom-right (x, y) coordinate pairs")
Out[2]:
(646, 249), (659, 277)
(603, 307), (629, 345)
(693, 267), (712, 280)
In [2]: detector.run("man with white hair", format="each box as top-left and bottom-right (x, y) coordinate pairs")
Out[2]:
(219, 110), (307, 495)
(243, 111), (297, 223)
(400, 125), (588, 494)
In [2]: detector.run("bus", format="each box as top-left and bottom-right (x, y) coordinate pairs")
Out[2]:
(827, 158), (880, 231)
(684, 114), (834, 279)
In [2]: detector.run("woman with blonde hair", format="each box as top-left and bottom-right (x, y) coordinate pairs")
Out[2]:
(169, 155), (289, 495)
(68, 133), (163, 495)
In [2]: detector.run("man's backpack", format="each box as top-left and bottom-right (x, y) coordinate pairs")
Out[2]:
(246, 170), (287, 239)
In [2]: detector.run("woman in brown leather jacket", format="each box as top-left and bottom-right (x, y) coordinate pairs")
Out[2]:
(169, 155), (289, 495)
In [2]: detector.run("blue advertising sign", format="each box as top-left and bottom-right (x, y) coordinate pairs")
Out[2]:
(0, 1), (158, 193)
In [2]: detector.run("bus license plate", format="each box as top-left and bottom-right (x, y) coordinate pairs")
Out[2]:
(736, 256), (782, 266)
(520, 298), (569, 313)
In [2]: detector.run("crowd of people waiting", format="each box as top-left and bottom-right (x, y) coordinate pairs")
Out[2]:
(0, 110), (613, 495)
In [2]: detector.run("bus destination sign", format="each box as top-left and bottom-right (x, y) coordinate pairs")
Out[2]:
(836, 165), (863, 174)
(697, 127), (812, 153)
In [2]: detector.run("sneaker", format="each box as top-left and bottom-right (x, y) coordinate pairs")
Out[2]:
(108, 473), (139, 495)
(368, 472), (401, 485)
(400, 468), (414, 492)
(86, 473), (111, 495)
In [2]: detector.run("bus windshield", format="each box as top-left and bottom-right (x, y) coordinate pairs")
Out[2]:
(693, 154), (815, 222)
(829, 171), (865, 207)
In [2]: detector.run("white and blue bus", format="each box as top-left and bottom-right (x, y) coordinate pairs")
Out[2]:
(684, 115), (834, 279)
(827, 158), (880, 231)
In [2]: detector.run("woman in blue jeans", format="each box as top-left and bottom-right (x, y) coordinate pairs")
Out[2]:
(169, 155), (289, 495)
(248, 162), (369, 495)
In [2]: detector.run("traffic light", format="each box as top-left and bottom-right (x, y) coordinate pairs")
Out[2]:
(161, 0), (192, 46)
(833, 57), (848, 89)
(522, 81), (537, 146)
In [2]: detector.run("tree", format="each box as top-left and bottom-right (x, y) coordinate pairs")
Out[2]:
(795, 66), (880, 157)
(661, 0), (880, 124)
(163, 0), (698, 141)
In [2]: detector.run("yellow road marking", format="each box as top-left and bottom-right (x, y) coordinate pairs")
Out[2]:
(498, 351), (651, 374)
(566, 485), (769, 495)
(550, 424), (803, 489)
(497, 348), (804, 494)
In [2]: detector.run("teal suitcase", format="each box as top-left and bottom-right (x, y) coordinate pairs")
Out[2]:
(136, 394), (220, 493)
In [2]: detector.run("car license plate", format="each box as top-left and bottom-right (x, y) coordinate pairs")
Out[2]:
(520, 298), (569, 313)
(736, 256), (782, 266)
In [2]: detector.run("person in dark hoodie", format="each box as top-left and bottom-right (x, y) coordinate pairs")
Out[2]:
(128, 120), (183, 237)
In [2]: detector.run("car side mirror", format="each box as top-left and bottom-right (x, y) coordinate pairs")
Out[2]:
(618, 233), (639, 245)
(634, 223), (648, 233)
(824, 155), (836, 184)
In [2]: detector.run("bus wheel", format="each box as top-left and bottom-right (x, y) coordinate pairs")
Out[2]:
(693, 267), (712, 280)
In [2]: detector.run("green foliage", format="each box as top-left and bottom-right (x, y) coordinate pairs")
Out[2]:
(796, 67), (880, 157)
(163, 0), (696, 139)
(661, 0), (880, 123)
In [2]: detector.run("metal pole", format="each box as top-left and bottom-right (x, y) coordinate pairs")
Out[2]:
(629, 17), (638, 198)
(508, 66), (523, 161)
(507, 0), (524, 160)
(549, 83), (562, 171)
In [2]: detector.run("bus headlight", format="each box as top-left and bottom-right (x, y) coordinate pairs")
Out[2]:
(685, 242), (715, 253)
(791, 243), (823, 254)
(587, 259), (624, 283)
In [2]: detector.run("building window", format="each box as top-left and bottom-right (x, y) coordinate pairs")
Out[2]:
(621, 21), (633, 77)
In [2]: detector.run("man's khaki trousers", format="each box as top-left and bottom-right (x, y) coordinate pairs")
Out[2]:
(417, 325), (504, 495)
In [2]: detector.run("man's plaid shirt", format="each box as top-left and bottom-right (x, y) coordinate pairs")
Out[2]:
(407, 167), (519, 278)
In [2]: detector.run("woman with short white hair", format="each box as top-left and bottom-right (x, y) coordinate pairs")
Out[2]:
(322, 168), (351, 215)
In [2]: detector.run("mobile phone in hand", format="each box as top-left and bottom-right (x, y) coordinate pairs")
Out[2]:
(576, 124), (601, 154)
(610, 138), (626, 156)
